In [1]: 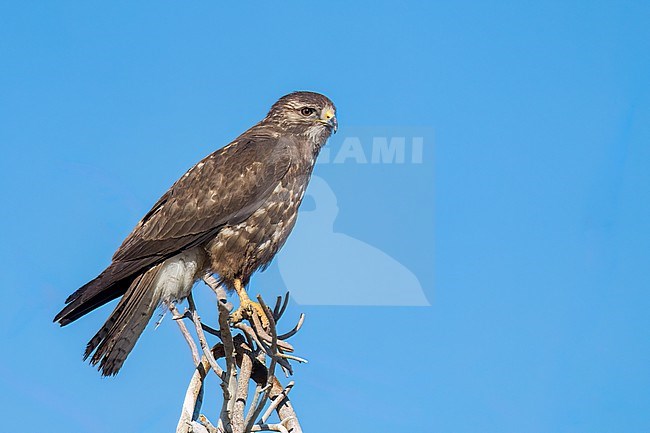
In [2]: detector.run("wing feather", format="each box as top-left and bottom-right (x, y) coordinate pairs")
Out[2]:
(113, 132), (292, 264)
(55, 131), (293, 326)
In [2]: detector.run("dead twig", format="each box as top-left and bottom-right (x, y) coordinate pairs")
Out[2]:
(261, 381), (294, 423)
(169, 302), (201, 366)
(187, 294), (225, 380)
(175, 277), (304, 433)
(176, 357), (211, 433)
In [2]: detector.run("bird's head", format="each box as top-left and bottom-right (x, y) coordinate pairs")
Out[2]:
(265, 91), (337, 142)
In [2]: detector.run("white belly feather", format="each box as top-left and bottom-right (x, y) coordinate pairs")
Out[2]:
(154, 248), (206, 303)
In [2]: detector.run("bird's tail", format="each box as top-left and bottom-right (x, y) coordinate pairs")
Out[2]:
(84, 264), (163, 376)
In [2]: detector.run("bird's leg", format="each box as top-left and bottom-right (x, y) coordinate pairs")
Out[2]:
(229, 278), (270, 328)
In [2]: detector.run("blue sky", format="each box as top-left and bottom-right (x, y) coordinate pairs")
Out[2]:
(1, 1), (649, 432)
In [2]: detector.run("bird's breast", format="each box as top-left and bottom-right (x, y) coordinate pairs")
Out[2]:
(206, 171), (311, 285)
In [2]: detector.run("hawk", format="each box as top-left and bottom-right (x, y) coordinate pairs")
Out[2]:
(54, 91), (337, 376)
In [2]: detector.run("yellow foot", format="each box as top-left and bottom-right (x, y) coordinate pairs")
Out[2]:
(230, 298), (270, 329)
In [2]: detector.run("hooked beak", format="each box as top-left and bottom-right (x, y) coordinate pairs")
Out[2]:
(321, 109), (338, 133)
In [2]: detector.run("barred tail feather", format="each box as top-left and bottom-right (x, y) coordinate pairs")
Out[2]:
(84, 265), (163, 376)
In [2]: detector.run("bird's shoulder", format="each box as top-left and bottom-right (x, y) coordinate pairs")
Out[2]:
(166, 128), (294, 213)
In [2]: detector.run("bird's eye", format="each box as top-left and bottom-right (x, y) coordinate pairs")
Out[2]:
(300, 107), (315, 116)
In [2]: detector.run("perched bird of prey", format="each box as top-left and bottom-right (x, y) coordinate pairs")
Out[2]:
(54, 91), (337, 376)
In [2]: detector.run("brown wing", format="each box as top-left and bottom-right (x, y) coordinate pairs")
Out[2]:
(114, 133), (292, 262)
(55, 131), (292, 325)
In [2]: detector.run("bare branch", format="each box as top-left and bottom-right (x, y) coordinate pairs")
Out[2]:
(236, 320), (294, 353)
(174, 280), (305, 433)
(202, 274), (233, 312)
(232, 346), (253, 433)
(169, 302), (201, 366)
(250, 311), (293, 375)
(217, 299), (237, 432)
(198, 415), (221, 433)
(175, 310), (222, 338)
(261, 381), (294, 423)
(189, 421), (212, 433)
(244, 297), (279, 432)
(268, 379), (302, 433)
(276, 314), (304, 341)
(277, 354), (308, 364)
(250, 423), (289, 433)
(272, 292), (290, 322)
(176, 357), (210, 433)
(187, 294), (225, 380)
(198, 415), (222, 433)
